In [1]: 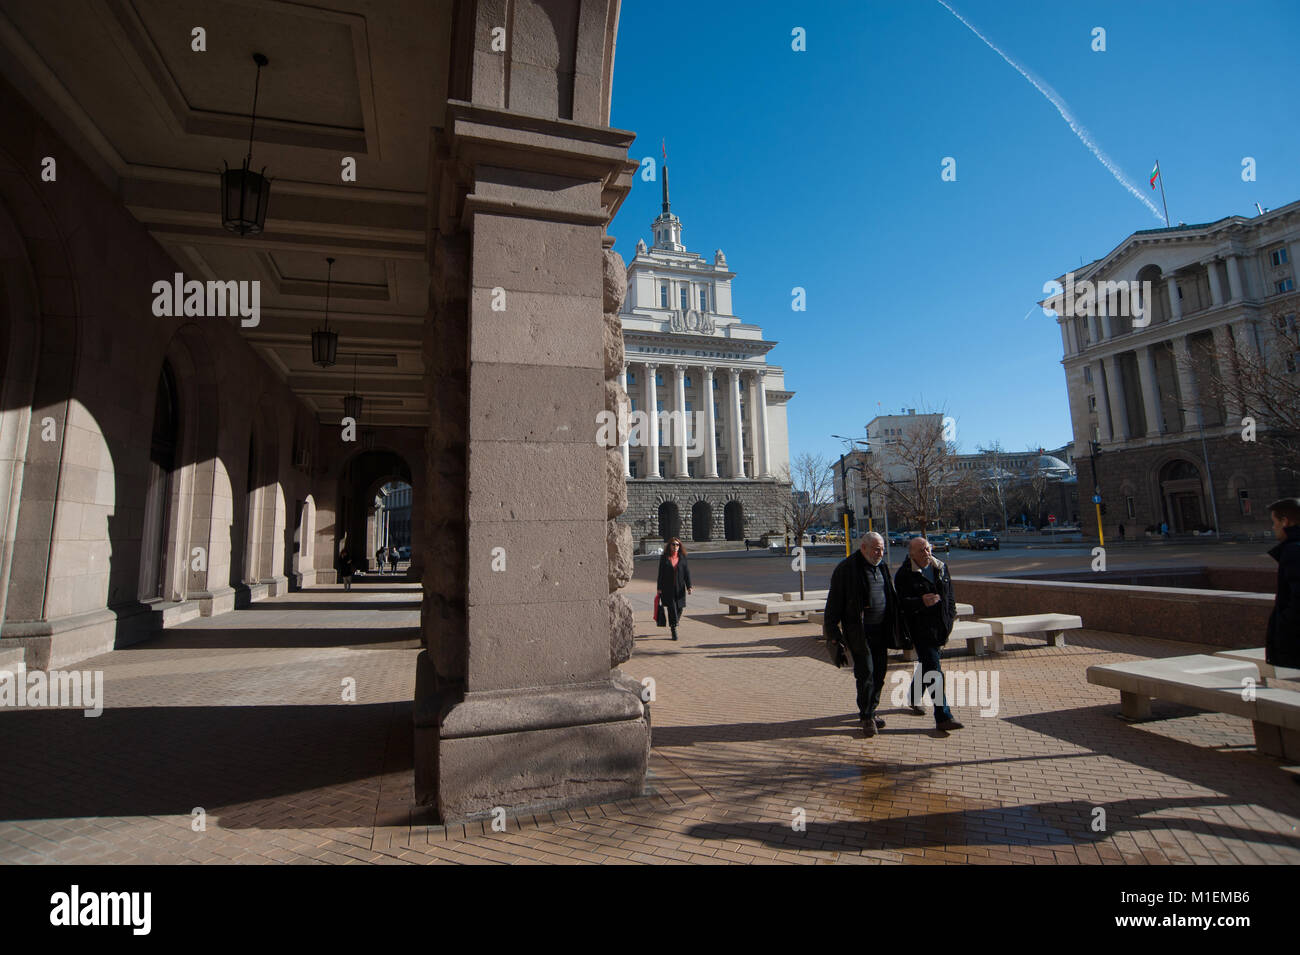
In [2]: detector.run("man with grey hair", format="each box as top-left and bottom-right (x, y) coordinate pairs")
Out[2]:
(894, 535), (964, 732)
(823, 530), (908, 737)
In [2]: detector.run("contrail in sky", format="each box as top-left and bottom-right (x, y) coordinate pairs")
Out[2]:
(934, 0), (1165, 223)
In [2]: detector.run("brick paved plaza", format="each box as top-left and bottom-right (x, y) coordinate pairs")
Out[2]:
(3, 553), (1299, 865)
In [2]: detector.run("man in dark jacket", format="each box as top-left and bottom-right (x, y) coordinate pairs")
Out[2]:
(823, 531), (907, 737)
(894, 536), (964, 732)
(1267, 498), (1300, 668)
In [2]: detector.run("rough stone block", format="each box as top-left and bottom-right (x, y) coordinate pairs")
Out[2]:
(606, 449), (627, 519)
(466, 598), (609, 690)
(607, 520), (632, 591)
(470, 362), (602, 443)
(467, 443), (604, 522)
(602, 248), (627, 313)
(609, 592), (634, 666)
(467, 520), (606, 606)
(603, 310), (624, 379)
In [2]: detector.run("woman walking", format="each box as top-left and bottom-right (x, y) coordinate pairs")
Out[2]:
(339, 547), (355, 592)
(656, 537), (693, 641)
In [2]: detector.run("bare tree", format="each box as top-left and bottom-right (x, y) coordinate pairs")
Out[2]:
(861, 414), (964, 530)
(1025, 446), (1051, 527)
(1201, 295), (1300, 482)
(780, 453), (834, 598)
(976, 441), (1011, 530)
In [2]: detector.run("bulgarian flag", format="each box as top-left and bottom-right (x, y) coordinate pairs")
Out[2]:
(1150, 162), (1160, 190)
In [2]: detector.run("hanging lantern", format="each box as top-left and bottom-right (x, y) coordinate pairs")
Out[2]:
(220, 53), (272, 236)
(312, 257), (338, 367)
(343, 353), (363, 421)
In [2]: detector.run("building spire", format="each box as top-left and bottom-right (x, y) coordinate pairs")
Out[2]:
(662, 164), (671, 213)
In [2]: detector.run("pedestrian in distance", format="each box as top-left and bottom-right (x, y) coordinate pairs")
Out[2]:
(822, 531), (909, 737)
(656, 537), (693, 642)
(1266, 498), (1300, 669)
(389, 546), (399, 573)
(1118, 523), (1126, 541)
(894, 536), (964, 732)
(375, 546), (385, 572)
(340, 548), (355, 592)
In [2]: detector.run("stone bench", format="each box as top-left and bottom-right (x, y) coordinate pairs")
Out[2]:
(980, 613), (1083, 653)
(719, 594), (786, 620)
(781, 590), (829, 601)
(950, 619), (994, 657)
(1087, 653), (1300, 760)
(1213, 648), (1300, 683)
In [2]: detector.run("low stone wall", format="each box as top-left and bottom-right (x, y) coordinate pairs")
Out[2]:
(1004, 565), (1273, 595)
(953, 575), (1273, 649)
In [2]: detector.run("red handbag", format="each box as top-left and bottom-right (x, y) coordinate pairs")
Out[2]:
(653, 593), (666, 627)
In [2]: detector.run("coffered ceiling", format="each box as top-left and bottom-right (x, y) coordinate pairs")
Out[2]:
(0, 0), (454, 427)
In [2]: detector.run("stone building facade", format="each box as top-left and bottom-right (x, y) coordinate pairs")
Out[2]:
(0, 0), (648, 824)
(615, 170), (793, 544)
(1043, 202), (1300, 537)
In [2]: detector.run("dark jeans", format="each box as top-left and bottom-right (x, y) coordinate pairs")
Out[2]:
(847, 622), (889, 720)
(909, 640), (953, 724)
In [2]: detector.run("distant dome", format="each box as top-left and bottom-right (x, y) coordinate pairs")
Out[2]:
(1038, 454), (1070, 471)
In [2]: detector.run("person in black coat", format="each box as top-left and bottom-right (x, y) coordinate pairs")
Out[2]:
(339, 547), (355, 592)
(894, 536), (964, 732)
(823, 532), (907, 736)
(656, 537), (693, 641)
(1267, 498), (1300, 668)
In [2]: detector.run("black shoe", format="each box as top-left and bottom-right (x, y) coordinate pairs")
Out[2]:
(671, 631), (678, 641)
(874, 717), (886, 729)
(909, 704), (924, 716)
(861, 719), (878, 738)
(935, 719), (965, 731)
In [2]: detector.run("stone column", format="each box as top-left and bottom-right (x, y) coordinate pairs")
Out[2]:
(1136, 345), (1164, 436)
(413, 10), (648, 822)
(1212, 324), (1242, 421)
(644, 362), (660, 478)
(1094, 361), (1113, 443)
(756, 369), (773, 478)
(1101, 354), (1129, 442)
(1086, 313), (1100, 345)
(1226, 254), (1245, 301)
(1098, 290), (1113, 340)
(618, 364), (631, 478)
(1172, 335), (1200, 430)
(1166, 275), (1183, 322)
(672, 364), (689, 478)
(1207, 261), (1224, 306)
(702, 366), (719, 478)
(727, 368), (746, 478)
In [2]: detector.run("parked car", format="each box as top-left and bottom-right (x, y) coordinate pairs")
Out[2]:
(397, 546), (411, 560)
(888, 532), (907, 548)
(955, 532), (971, 549)
(927, 534), (951, 553)
(970, 529), (1001, 551)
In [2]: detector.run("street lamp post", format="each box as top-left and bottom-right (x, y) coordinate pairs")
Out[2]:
(1178, 406), (1221, 536)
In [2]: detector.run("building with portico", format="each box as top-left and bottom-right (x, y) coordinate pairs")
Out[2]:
(616, 170), (793, 545)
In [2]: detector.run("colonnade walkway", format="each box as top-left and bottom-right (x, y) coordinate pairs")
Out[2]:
(3, 577), (1300, 864)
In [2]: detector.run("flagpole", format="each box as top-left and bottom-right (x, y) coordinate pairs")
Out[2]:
(1156, 159), (1170, 227)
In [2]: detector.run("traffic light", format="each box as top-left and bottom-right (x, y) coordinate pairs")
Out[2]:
(847, 511), (856, 529)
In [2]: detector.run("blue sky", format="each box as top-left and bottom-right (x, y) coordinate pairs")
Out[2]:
(607, 0), (1300, 464)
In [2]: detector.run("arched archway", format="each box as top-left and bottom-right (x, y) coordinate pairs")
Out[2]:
(1158, 457), (1206, 533)
(335, 448), (415, 579)
(724, 500), (745, 541)
(657, 501), (680, 542)
(691, 500), (712, 542)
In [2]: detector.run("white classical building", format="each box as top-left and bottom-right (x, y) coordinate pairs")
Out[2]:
(618, 169), (793, 543)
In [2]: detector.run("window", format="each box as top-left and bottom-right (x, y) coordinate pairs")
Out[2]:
(1087, 394), (1097, 412)
(656, 400), (664, 412)
(1083, 366), (1092, 383)
(688, 461), (696, 478)
(655, 373), (663, 386)
(1276, 278), (1295, 294)
(685, 401), (693, 413)
(1271, 247), (1290, 267)
(629, 398), (638, 413)
(1239, 489), (1251, 516)
(684, 376), (692, 388)
(629, 460), (638, 478)
(713, 377), (719, 388)
(660, 283), (668, 308)
(680, 287), (689, 310)
(1125, 496), (1135, 518)
(699, 287), (709, 311)
(627, 371), (637, 385)
(658, 459), (666, 478)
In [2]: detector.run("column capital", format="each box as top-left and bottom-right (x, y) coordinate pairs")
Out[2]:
(701, 364), (716, 376)
(643, 360), (659, 372)
(672, 364), (685, 380)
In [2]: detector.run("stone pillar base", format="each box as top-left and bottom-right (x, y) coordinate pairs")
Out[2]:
(414, 653), (649, 822)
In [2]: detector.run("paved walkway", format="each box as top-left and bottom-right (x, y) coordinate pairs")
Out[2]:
(3, 577), (1299, 864)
